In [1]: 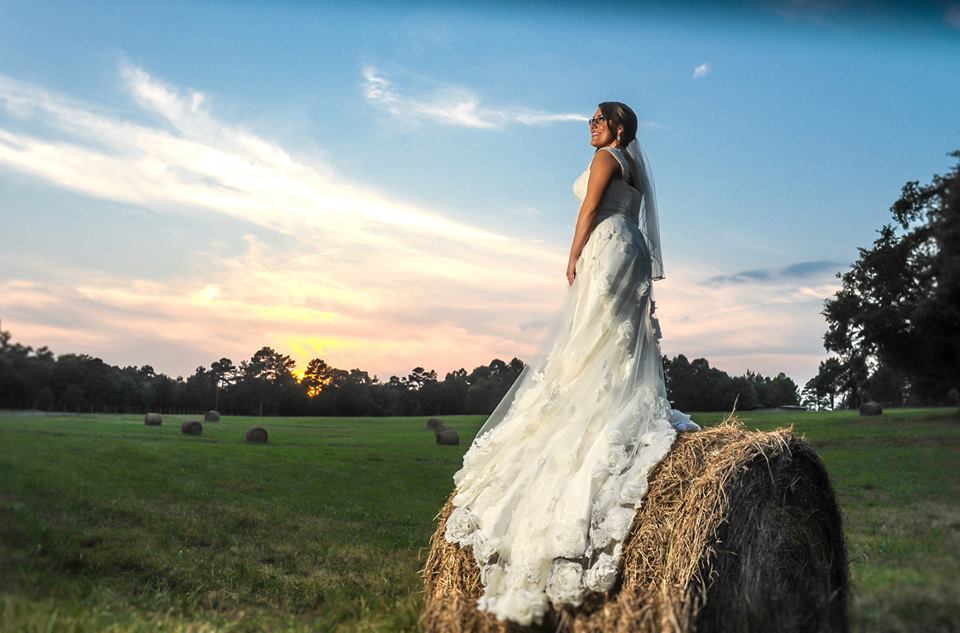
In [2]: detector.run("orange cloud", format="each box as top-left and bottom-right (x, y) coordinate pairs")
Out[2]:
(0, 63), (842, 386)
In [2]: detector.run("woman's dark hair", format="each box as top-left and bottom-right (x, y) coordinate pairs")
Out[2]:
(597, 101), (639, 186)
(597, 101), (638, 147)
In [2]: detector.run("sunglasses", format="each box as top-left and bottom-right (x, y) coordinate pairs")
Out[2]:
(587, 115), (607, 127)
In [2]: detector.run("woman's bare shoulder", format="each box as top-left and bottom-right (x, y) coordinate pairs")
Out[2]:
(590, 148), (620, 169)
(590, 148), (623, 178)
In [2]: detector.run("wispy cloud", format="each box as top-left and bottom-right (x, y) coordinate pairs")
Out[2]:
(653, 262), (842, 384)
(0, 62), (843, 386)
(361, 66), (586, 129)
(703, 259), (846, 286)
(660, 258), (847, 382)
(0, 62), (572, 378)
(692, 62), (710, 79)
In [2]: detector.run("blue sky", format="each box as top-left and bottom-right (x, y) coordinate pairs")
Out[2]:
(1, 0), (958, 387)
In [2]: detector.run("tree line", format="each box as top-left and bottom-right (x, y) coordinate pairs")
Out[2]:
(803, 149), (959, 410)
(664, 355), (799, 412)
(0, 328), (799, 416)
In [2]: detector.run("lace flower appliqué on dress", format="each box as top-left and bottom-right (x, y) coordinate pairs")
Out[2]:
(443, 151), (701, 627)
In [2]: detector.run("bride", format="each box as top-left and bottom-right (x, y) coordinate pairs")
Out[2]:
(443, 101), (701, 626)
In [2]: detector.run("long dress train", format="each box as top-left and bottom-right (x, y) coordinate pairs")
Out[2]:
(444, 145), (700, 626)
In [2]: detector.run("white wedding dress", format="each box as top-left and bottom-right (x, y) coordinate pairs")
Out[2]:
(444, 145), (700, 627)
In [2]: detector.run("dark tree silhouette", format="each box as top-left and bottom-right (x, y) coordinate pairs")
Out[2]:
(663, 354), (799, 412)
(802, 357), (845, 411)
(0, 327), (800, 416)
(823, 149), (959, 406)
(209, 357), (237, 411)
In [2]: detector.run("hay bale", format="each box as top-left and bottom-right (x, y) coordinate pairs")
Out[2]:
(246, 426), (268, 444)
(144, 412), (162, 426)
(436, 429), (460, 445)
(204, 410), (221, 422)
(427, 417), (446, 431)
(419, 414), (849, 633)
(181, 420), (203, 436)
(858, 401), (882, 416)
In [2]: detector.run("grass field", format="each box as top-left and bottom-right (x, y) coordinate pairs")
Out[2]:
(1, 407), (957, 632)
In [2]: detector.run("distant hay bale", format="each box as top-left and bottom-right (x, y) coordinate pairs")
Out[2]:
(181, 420), (203, 436)
(204, 410), (221, 422)
(144, 412), (162, 426)
(427, 417), (446, 431)
(419, 414), (849, 633)
(436, 429), (460, 445)
(858, 401), (882, 416)
(246, 426), (268, 444)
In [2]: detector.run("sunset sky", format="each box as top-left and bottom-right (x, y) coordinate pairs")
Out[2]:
(1, 1), (958, 387)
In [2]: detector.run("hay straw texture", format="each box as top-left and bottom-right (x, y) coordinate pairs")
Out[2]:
(419, 414), (849, 633)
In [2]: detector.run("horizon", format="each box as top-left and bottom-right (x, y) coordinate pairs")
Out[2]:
(0, 318), (799, 387)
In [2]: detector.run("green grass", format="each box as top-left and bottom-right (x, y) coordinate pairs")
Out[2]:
(0, 408), (957, 632)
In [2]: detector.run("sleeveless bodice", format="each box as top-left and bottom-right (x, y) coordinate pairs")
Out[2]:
(572, 146), (642, 226)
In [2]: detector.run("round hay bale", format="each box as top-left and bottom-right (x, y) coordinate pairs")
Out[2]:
(427, 417), (446, 431)
(246, 426), (268, 444)
(419, 415), (849, 633)
(181, 420), (203, 436)
(435, 428), (460, 445)
(858, 401), (882, 416)
(144, 412), (162, 426)
(204, 410), (221, 422)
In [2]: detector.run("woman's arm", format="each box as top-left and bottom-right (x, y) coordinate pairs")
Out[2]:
(566, 150), (620, 285)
